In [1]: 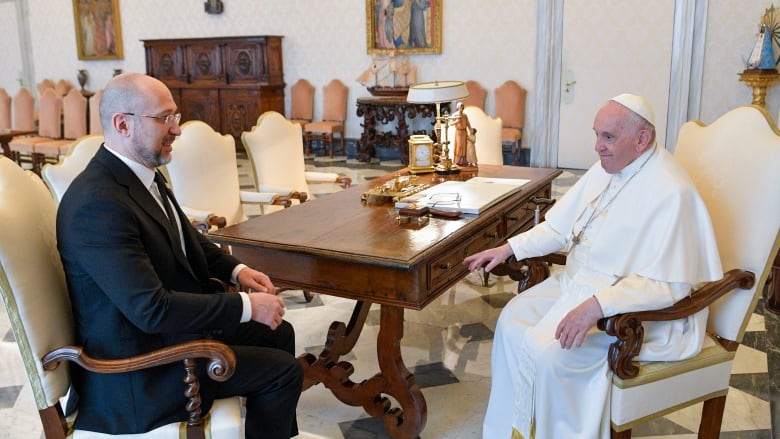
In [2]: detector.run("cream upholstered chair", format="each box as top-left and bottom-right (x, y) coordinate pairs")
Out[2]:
(41, 134), (104, 203)
(0, 88), (11, 130)
(244, 111), (351, 207)
(89, 89), (103, 135)
(446, 105), (503, 166)
(0, 156), (243, 439)
(500, 105), (780, 438)
(494, 80), (526, 165)
(304, 79), (348, 157)
(289, 78), (315, 127)
(164, 120), (289, 228)
(462, 80), (487, 110)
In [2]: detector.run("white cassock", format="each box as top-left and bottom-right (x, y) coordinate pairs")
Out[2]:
(482, 145), (723, 439)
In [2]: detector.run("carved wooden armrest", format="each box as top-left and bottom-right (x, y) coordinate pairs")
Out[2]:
(42, 339), (236, 430)
(42, 339), (236, 381)
(491, 252), (568, 292)
(597, 268), (755, 379)
(336, 175), (352, 189)
(291, 191), (309, 203)
(273, 195), (293, 208)
(191, 215), (227, 232)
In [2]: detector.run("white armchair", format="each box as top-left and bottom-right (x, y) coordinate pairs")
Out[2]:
(242, 111), (351, 207)
(446, 105), (504, 166)
(164, 120), (290, 229)
(41, 134), (103, 203)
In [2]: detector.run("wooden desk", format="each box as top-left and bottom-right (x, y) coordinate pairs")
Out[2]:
(355, 97), (439, 164)
(210, 165), (561, 438)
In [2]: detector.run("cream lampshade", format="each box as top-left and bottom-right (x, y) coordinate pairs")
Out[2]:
(406, 81), (469, 174)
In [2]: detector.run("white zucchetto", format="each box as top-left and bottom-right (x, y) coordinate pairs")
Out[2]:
(610, 93), (655, 127)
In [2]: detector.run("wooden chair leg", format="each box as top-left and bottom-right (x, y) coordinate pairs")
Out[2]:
(698, 395), (726, 439)
(304, 132), (312, 156)
(328, 133), (334, 158)
(611, 428), (631, 439)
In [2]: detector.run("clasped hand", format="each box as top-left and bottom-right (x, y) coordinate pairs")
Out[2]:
(237, 267), (286, 330)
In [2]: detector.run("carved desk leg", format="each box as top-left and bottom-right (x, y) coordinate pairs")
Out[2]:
(298, 301), (427, 439)
(376, 305), (426, 439)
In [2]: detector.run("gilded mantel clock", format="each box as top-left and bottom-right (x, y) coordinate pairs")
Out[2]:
(408, 134), (435, 174)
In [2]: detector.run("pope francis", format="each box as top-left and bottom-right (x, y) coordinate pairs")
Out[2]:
(463, 94), (723, 439)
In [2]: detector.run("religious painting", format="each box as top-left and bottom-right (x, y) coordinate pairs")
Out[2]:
(72, 0), (124, 60)
(366, 0), (442, 55)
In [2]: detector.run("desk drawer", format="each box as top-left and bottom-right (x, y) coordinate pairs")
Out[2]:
(504, 187), (553, 237)
(428, 218), (501, 291)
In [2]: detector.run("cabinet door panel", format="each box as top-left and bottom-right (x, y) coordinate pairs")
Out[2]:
(185, 43), (224, 85)
(220, 89), (259, 139)
(145, 43), (187, 86)
(181, 89), (221, 131)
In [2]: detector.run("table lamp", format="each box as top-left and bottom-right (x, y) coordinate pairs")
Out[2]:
(407, 80), (469, 174)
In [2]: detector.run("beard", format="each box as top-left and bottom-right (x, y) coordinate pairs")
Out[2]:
(135, 136), (174, 167)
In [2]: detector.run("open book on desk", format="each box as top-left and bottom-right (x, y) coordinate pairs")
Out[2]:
(395, 177), (529, 215)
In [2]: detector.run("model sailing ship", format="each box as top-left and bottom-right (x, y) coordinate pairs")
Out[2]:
(356, 55), (417, 96)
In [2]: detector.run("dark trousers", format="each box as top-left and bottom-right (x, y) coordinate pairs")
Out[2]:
(217, 320), (303, 439)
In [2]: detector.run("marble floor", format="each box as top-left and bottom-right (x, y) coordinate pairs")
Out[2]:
(0, 155), (776, 438)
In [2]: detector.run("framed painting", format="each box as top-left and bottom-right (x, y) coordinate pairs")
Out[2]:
(72, 0), (124, 60)
(366, 0), (442, 55)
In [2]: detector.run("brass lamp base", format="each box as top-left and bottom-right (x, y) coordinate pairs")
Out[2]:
(435, 165), (460, 175)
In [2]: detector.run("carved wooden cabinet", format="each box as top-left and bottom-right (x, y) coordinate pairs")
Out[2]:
(143, 35), (284, 141)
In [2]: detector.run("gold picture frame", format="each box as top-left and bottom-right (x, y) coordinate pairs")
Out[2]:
(72, 0), (124, 60)
(366, 0), (442, 55)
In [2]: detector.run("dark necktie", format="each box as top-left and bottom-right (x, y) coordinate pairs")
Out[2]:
(154, 171), (183, 252)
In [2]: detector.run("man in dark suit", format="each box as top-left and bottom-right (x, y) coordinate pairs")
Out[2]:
(57, 72), (303, 438)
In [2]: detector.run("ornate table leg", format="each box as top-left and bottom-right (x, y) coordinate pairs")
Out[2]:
(298, 301), (427, 439)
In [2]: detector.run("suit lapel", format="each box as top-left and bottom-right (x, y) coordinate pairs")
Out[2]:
(94, 147), (198, 278)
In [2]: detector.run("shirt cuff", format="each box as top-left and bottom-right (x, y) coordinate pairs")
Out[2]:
(231, 263), (248, 284)
(238, 291), (252, 323)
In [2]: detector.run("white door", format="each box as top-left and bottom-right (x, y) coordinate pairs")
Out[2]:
(557, 1), (675, 170)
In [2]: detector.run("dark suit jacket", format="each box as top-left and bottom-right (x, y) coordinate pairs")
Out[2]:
(57, 146), (244, 434)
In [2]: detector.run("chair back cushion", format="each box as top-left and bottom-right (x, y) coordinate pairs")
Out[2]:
(89, 89), (103, 135)
(462, 80), (487, 110)
(321, 79), (348, 123)
(13, 87), (35, 131)
(63, 89), (88, 139)
(674, 105), (780, 341)
(38, 88), (63, 139)
(0, 88), (11, 130)
(243, 111), (310, 196)
(42, 134), (104, 204)
(0, 157), (74, 410)
(290, 79), (315, 122)
(167, 121), (246, 226)
(446, 105), (504, 165)
(494, 80), (526, 130)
